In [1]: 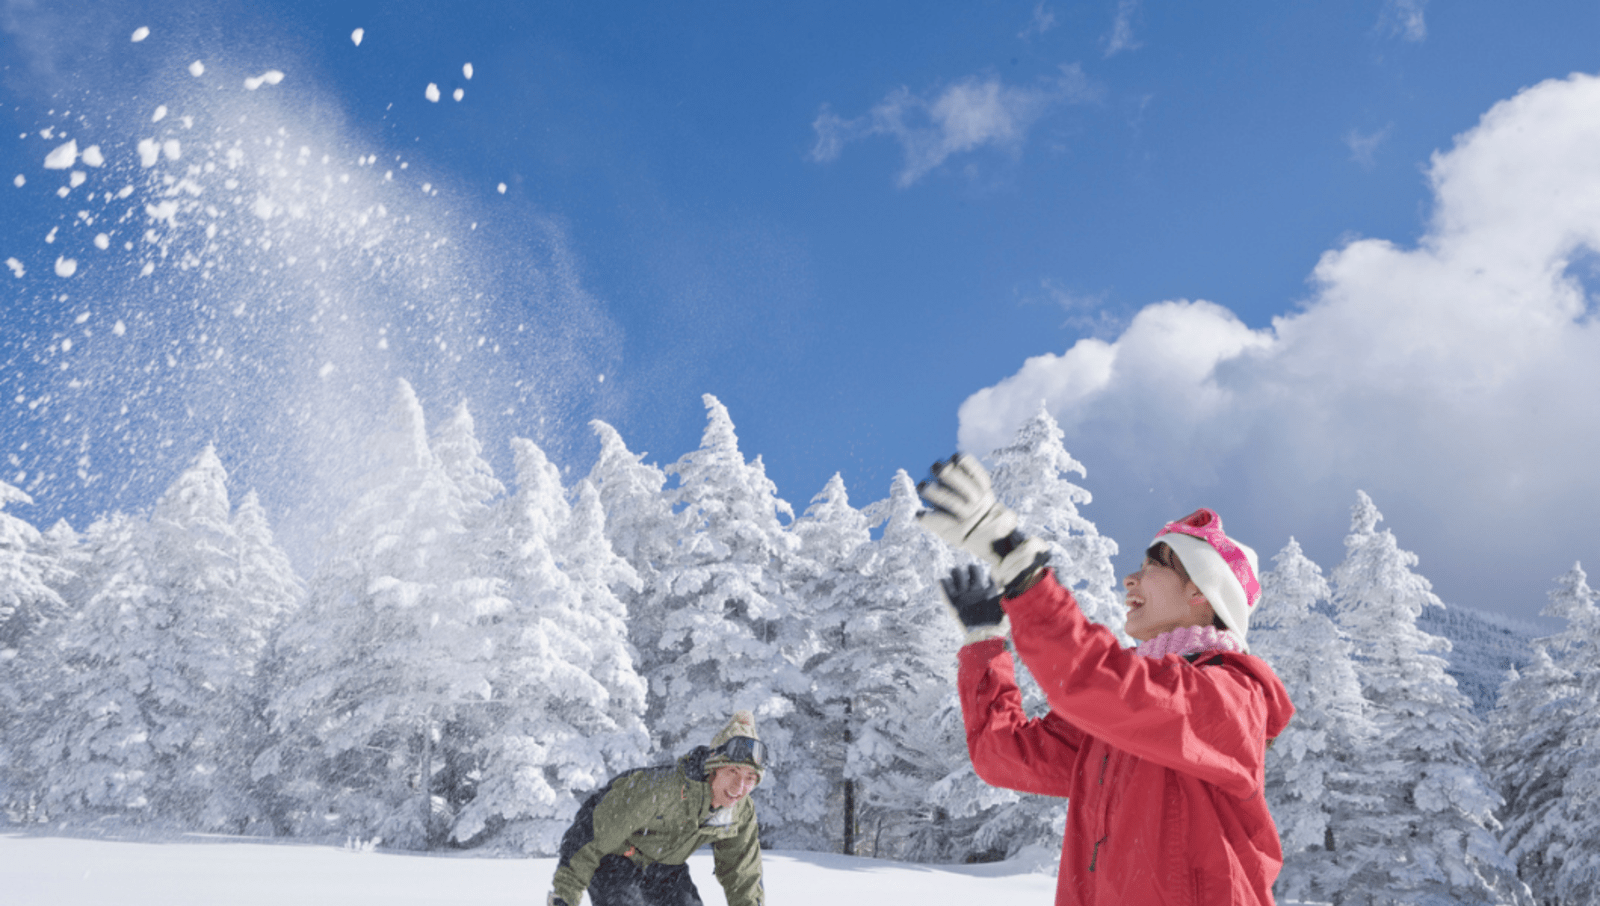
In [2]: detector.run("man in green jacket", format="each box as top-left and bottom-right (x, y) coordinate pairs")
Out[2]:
(548, 710), (767, 906)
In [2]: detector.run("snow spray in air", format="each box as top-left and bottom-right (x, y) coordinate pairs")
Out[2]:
(1, 37), (620, 567)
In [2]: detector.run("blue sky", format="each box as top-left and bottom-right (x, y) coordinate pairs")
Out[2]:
(3, 0), (1599, 625)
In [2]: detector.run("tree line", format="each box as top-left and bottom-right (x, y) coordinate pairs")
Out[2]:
(1, 379), (1596, 905)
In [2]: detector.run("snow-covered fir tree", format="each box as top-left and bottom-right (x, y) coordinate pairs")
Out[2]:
(7, 511), (163, 821)
(0, 479), (66, 656)
(584, 419), (676, 661)
(637, 395), (825, 849)
(786, 472), (874, 853)
(1251, 537), (1376, 903)
(137, 446), (277, 830)
(7, 450), (285, 831)
(450, 439), (649, 854)
(1331, 491), (1530, 906)
(1493, 563), (1600, 904)
(986, 404), (1123, 637)
(260, 380), (506, 849)
(838, 471), (992, 862)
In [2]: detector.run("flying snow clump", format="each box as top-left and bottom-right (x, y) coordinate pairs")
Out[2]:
(425, 83), (441, 102)
(131, 27), (150, 42)
(55, 257), (77, 278)
(244, 71), (285, 91)
(352, 28), (364, 46)
(43, 141), (77, 169)
(189, 61), (205, 77)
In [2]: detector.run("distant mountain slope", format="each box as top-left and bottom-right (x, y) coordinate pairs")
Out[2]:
(1418, 604), (1538, 713)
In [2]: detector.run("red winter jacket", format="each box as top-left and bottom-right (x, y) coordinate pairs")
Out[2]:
(958, 570), (1294, 906)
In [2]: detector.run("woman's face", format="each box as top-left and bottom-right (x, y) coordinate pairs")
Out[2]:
(1123, 556), (1211, 642)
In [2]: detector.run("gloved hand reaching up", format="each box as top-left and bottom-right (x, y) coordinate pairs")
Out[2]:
(941, 564), (1008, 644)
(917, 454), (1050, 595)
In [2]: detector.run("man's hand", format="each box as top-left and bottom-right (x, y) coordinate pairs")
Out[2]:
(940, 564), (1007, 644)
(917, 454), (1050, 592)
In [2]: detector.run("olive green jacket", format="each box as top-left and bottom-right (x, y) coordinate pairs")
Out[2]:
(552, 747), (764, 906)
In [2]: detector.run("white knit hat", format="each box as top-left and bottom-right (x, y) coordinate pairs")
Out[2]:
(1152, 508), (1261, 646)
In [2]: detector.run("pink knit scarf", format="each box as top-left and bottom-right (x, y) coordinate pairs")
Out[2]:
(1135, 624), (1246, 659)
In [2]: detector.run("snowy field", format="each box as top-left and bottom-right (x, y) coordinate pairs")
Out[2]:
(1, 831), (1058, 905)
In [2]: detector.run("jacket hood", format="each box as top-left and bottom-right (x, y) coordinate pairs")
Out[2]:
(1216, 650), (1295, 740)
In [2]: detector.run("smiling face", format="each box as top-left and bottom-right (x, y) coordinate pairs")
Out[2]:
(709, 765), (760, 808)
(1123, 545), (1217, 642)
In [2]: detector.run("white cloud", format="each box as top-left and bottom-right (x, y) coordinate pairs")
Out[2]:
(1379, 0), (1428, 42)
(1104, 0), (1142, 57)
(1344, 124), (1390, 167)
(1020, 2), (1058, 40)
(809, 65), (1097, 187)
(957, 71), (1600, 619)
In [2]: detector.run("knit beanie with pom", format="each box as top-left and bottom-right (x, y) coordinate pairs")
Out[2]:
(1152, 508), (1261, 647)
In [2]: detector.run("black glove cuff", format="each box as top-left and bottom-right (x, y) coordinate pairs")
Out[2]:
(1001, 552), (1052, 599)
(991, 529), (1027, 559)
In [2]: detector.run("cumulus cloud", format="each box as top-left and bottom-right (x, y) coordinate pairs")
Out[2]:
(957, 72), (1600, 620)
(809, 64), (1098, 187)
(1379, 0), (1428, 42)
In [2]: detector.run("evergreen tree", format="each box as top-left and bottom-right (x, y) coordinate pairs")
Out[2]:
(0, 480), (66, 656)
(0, 483), (69, 817)
(12, 512), (166, 821)
(584, 419), (675, 681)
(1506, 563), (1600, 903)
(1252, 537), (1376, 903)
(639, 395), (823, 849)
(787, 473), (874, 853)
(987, 404), (1124, 637)
(837, 471), (986, 861)
(451, 439), (649, 854)
(261, 380), (504, 849)
(1331, 491), (1530, 906)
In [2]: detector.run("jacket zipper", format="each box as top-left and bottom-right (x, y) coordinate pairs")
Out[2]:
(1090, 835), (1106, 872)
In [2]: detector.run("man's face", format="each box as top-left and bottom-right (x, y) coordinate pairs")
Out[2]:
(709, 765), (760, 808)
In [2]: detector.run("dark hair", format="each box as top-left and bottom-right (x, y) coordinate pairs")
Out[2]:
(1144, 542), (1191, 584)
(1147, 542), (1229, 632)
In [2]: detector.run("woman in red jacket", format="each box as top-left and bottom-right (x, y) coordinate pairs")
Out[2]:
(918, 454), (1294, 906)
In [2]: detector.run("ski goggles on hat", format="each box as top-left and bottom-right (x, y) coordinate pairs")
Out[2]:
(715, 737), (768, 769)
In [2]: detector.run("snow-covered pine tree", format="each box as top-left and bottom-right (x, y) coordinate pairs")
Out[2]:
(1251, 537), (1375, 903)
(787, 472), (873, 853)
(9, 511), (165, 821)
(260, 380), (505, 849)
(987, 404), (1124, 637)
(0, 479), (66, 656)
(584, 419), (675, 668)
(136, 446), (277, 830)
(1331, 491), (1531, 906)
(450, 439), (650, 854)
(835, 471), (997, 862)
(639, 394), (823, 849)
(1488, 648), (1577, 903)
(229, 489), (305, 835)
(0, 480), (68, 815)
(1504, 563), (1600, 903)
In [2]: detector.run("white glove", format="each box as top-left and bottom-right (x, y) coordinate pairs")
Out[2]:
(916, 454), (1050, 590)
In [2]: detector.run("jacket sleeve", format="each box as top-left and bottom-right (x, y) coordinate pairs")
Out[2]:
(1002, 570), (1271, 798)
(551, 774), (659, 905)
(712, 798), (764, 906)
(958, 637), (1086, 798)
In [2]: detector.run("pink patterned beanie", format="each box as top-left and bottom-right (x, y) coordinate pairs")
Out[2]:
(1152, 508), (1260, 647)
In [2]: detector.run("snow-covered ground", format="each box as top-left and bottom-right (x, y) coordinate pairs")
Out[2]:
(1, 831), (1058, 905)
